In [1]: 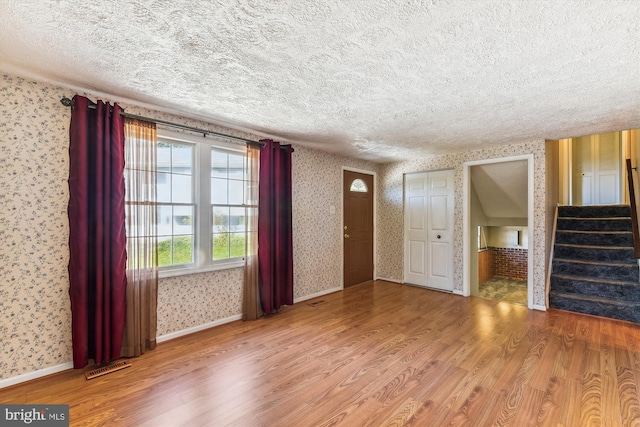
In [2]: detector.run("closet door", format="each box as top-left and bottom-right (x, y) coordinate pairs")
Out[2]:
(404, 173), (429, 287)
(404, 169), (454, 291)
(426, 170), (454, 291)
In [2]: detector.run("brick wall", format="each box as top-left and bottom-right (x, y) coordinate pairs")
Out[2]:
(491, 247), (528, 281)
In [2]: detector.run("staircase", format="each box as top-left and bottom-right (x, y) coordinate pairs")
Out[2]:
(549, 205), (640, 323)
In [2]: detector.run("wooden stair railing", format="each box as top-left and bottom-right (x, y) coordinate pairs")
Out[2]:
(626, 158), (640, 258)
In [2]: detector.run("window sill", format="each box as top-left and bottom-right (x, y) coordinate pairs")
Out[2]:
(158, 259), (245, 279)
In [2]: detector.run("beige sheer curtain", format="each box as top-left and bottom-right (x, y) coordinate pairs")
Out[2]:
(243, 143), (263, 320)
(122, 118), (158, 356)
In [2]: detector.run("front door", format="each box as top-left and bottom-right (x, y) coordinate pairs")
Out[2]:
(343, 170), (374, 287)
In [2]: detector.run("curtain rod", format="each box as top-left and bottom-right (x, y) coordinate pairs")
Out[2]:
(60, 97), (294, 151)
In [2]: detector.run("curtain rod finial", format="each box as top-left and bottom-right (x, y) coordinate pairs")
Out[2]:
(61, 97), (73, 107)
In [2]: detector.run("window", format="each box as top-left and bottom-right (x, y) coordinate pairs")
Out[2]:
(157, 141), (194, 266)
(350, 178), (368, 192)
(155, 130), (247, 276)
(211, 148), (248, 261)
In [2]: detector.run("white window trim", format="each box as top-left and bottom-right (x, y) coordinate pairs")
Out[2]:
(156, 129), (247, 278)
(159, 259), (245, 278)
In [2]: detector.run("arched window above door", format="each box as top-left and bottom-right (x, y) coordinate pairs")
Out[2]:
(350, 178), (368, 192)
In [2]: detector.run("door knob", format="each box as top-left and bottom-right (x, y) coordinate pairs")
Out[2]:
(437, 234), (441, 239)
(344, 234), (350, 239)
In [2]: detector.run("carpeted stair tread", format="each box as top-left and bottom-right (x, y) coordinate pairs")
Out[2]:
(550, 291), (640, 323)
(553, 257), (637, 267)
(550, 274), (640, 302)
(551, 273), (639, 286)
(552, 258), (639, 281)
(555, 243), (633, 250)
(556, 217), (632, 232)
(550, 291), (640, 306)
(558, 216), (631, 220)
(557, 230), (632, 234)
(557, 205), (631, 218)
(555, 230), (634, 246)
(554, 243), (636, 262)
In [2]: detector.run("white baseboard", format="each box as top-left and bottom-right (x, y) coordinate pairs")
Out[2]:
(3, 313), (257, 388)
(375, 277), (403, 284)
(294, 286), (342, 304)
(453, 289), (465, 296)
(532, 304), (547, 311)
(0, 362), (74, 389)
(156, 314), (242, 343)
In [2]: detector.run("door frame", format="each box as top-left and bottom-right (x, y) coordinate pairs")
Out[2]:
(462, 154), (535, 309)
(341, 166), (377, 289)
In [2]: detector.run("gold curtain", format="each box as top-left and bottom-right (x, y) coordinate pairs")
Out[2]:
(243, 143), (263, 320)
(122, 118), (158, 356)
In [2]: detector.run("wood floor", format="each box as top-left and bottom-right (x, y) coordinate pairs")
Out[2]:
(3, 280), (640, 426)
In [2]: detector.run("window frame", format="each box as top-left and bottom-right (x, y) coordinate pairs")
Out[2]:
(157, 129), (246, 278)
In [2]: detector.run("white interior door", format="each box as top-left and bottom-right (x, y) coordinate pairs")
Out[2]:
(595, 132), (620, 205)
(572, 132), (621, 205)
(426, 170), (454, 290)
(404, 174), (428, 286)
(572, 135), (594, 205)
(404, 169), (454, 291)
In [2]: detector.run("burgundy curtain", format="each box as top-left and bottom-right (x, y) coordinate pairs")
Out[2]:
(68, 95), (127, 368)
(258, 139), (294, 314)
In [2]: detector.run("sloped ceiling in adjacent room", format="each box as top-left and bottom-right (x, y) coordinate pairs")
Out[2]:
(1, 1), (639, 162)
(471, 160), (528, 219)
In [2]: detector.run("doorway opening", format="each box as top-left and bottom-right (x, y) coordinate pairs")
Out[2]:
(463, 155), (534, 308)
(558, 130), (638, 206)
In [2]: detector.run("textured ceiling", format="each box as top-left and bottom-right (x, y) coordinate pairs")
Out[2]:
(1, 1), (640, 162)
(471, 160), (528, 219)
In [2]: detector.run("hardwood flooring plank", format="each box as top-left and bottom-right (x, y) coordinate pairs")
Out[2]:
(580, 371), (603, 427)
(534, 376), (562, 427)
(615, 366), (640, 427)
(512, 385), (546, 427)
(2, 281), (640, 426)
(550, 313), (578, 381)
(554, 379), (584, 427)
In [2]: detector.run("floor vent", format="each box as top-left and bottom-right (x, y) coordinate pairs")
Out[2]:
(308, 300), (326, 307)
(84, 361), (131, 380)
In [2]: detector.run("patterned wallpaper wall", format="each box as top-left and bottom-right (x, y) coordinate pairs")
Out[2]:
(376, 141), (547, 306)
(1, 75), (73, 381)
(292, 148), (380, 299)
(0, 73), (379, 380)
(1, 72), (547, 382)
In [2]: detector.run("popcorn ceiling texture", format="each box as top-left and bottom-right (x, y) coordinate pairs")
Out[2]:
(1, 1), (639, 162)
